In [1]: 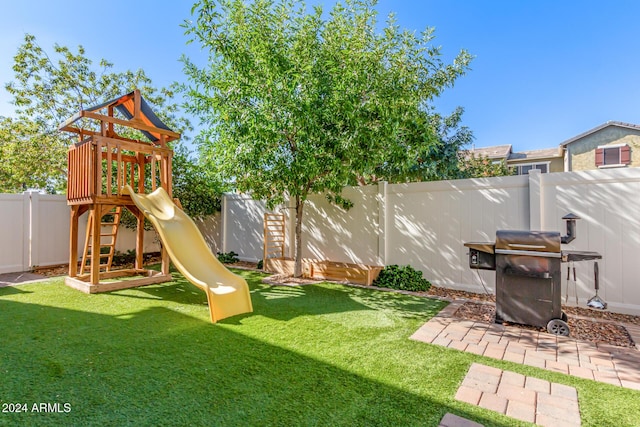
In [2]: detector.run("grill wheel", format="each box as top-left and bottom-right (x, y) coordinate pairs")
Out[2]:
(547, 318), (570, 336)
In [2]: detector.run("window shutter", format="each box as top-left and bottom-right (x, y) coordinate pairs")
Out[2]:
(595, 148), (604, 166)
(621, 145), (631, 165)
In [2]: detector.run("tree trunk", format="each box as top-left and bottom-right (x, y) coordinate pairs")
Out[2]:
(293, 195), (304, 278)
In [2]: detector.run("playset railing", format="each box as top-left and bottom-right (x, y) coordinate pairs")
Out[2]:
(67, 135), (173, 205)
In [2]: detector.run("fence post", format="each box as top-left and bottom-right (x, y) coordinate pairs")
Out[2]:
(286, 196), (295, 259)
(528, 169), (542, 230)
(377, 181), (387, 266)
(221, 194), (228, 254)
(22, 193), (31, 272)
(28, 192), (40, 269)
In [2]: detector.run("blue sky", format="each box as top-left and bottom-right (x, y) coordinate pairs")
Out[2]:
(1, 0), (639, 152)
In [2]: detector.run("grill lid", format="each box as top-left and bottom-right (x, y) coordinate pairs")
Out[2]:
(463, 242), (495, 254)
(495, 230), (561, 254)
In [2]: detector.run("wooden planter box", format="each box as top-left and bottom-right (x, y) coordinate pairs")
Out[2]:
(309, 260), (383, 286)
(264, 257), (382, 286)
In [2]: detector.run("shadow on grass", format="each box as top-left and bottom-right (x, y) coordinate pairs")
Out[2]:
(0, 281), (508, 427)
(0, 285), (32, 294)
(121, 268), (444, 324)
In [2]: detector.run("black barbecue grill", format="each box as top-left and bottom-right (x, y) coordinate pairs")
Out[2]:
(464, 214), (602, 336)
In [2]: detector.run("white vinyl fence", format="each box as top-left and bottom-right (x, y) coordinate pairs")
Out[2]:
(222, 168), (640, 315)
(0, 192), (77, 273)
(0, 193), (30, 274)
(0, 193), (163, 273)
(4, 168), (640, 315)
(219, 194), (273, 261)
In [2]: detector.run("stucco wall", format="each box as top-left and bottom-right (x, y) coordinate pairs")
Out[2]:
(568, 126), (640, 171)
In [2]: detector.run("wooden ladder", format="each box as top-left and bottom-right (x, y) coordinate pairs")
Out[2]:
(80, 207), (123, 274)
(263, 213), (285, 261)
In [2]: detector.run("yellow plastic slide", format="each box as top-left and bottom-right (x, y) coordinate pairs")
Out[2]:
(123, 185), (253, 323)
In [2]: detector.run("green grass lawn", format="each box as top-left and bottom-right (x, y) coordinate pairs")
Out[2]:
(1, 269), (639, 426)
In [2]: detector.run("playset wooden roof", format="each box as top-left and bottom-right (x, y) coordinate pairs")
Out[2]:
(59, 89), (180, 146)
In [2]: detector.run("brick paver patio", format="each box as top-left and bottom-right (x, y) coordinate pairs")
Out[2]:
(456, 363), (581, 426)
(411, 301), (640, 390)
(438, 412), (484, 427)
(413, 300), (640, 426)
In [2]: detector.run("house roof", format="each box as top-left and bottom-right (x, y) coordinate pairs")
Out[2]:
(464, 144), (562, 163)
(462, 121), (640, 163)
(466, 144), (512, 160)
(560, 121), (640, 147)
(508, 147), (563, 161)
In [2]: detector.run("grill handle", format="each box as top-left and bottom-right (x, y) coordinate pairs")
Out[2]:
(508, 243), (547, 250)
(495, 249), (562, 258)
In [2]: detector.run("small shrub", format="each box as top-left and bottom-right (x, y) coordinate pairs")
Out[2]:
(217, 251), (239, 264)
(373, 265), (431, 292)
(112, 249), (137, 266)
(256, 259), (264, 270)
(143, 252), (161, 263)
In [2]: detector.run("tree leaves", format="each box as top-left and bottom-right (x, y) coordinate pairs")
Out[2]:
(1, 34), (221, 218)
(181, 0), (474, 274)
(0, 117), (66, 192)
(184, 0), (473, 198)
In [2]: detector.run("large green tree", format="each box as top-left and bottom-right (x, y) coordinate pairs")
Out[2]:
(0, 117), (66, 192)
(370, 107), (472, 183)
(182, 0), (472, 275)
(390, 107), (510, 182)
(1, 34), (219, 217)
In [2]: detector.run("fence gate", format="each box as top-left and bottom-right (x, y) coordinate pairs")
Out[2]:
(0, 194), (30, 274)
(0, 192), (75, 274)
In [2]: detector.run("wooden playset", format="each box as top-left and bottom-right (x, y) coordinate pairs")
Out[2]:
(61, 90), (179, 293)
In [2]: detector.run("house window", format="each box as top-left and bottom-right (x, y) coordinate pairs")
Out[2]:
(514, 163), (548, 175)
(595, 144), (631, 167)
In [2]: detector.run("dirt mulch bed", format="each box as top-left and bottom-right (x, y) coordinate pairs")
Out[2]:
(427, 286), (497, 303)
(227, 261), (261, 270)
(34, 253), (165, 278)
(33, 264), (70, 277)
(426, 286), (640, 326)
(452, 300), (636, 348)
(261, 274), (321, 286)
(34, 259), (263, 279)
(562, 305), (640, 326)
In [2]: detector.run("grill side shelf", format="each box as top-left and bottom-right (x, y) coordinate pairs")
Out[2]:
(561, 250), (602, 262)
